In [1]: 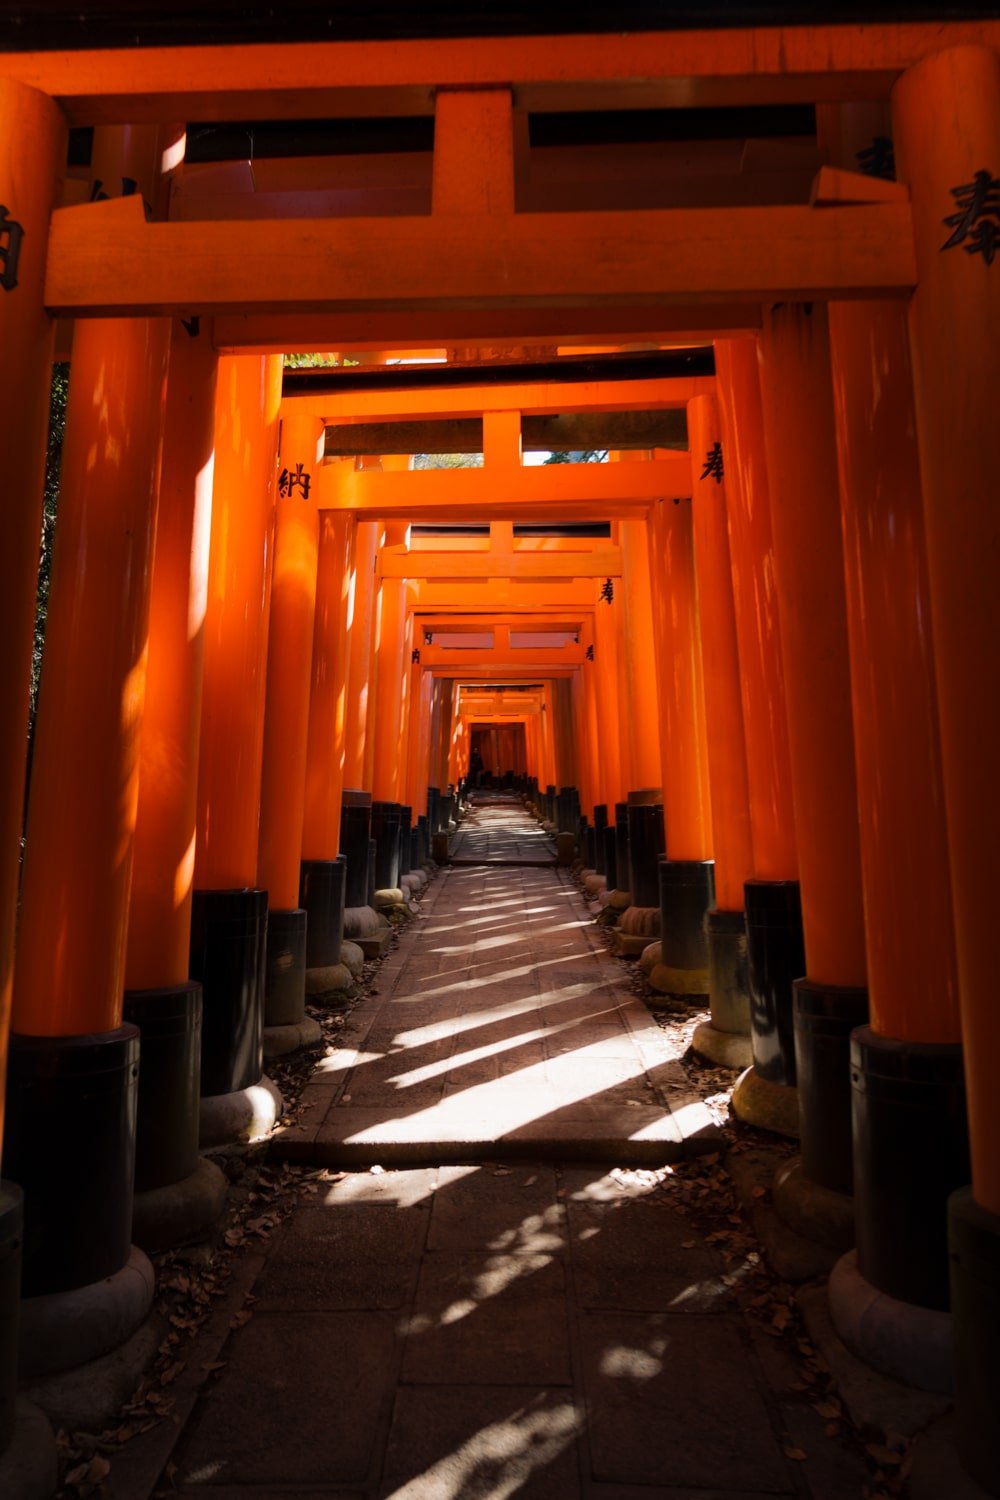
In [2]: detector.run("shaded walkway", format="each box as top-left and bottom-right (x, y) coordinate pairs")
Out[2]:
(449, 792), (557, 865)
(155, 800), (870, 1500)
(276, 799), (718, 1166)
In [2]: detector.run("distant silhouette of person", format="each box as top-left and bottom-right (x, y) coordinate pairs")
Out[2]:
(468, 747), (484, 788)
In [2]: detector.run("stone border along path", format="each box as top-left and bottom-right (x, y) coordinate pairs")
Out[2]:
(271, 796), (720, 1168)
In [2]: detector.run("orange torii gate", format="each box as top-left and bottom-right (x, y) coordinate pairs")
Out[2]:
(0, 21), (998, 1492)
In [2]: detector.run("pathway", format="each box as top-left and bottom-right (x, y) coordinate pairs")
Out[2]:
(149, 799), (869, 1498)
(276, 797), (718, 1166)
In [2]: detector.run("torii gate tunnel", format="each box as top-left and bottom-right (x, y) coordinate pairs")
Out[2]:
(0, 8), (998, 1493)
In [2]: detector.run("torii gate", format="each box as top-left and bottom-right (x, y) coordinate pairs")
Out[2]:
(0, 22), (998, 1491)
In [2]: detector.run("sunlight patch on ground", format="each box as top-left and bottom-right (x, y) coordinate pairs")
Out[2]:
(384, 1396), (580, 1500)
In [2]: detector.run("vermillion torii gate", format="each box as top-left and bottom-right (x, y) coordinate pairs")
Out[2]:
(0, 19), (999, 1494)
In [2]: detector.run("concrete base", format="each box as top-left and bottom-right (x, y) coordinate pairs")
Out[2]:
(340, 939), (365, 977)
(131, 1156), (228, 1253)
(731, 1065), (800, 1139)
(303, 964), (356, 1002)
(648, 960), (710, 997)
(199, 1073), (283, 1151)
(611, 905), (660, 957)
(343, 903), (394, 959)
(692, 1019), (753, 1070)
(18, 1245), (154, 1380)
(596, 888), (631, 926)
(263, 1014), (324, 1058)
(0, 1400), (56, 1500)
(829, 1249), (954, 1394)
(581, 872), (607, 901)
(21, 1313), (165, 1434)
(772, 1156), (855, 1253)
(638, 939), (659, 975)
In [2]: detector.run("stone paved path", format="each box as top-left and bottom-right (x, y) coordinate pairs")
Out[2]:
(448, 794), (557, 865)
(276, 799), (718, 1167)
(158, 800), (870, 1499)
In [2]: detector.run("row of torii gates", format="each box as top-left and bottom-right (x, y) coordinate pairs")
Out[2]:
(0, 18), (999, 1496)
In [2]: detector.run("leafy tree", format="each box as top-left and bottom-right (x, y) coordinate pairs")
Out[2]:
(413, 452), (483, 469)
(543, 449), (607, 464)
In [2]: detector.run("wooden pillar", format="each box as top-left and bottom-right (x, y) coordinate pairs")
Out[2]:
(592, 574), (623, 805)
(618, 504), (663, 792)
(256, 409), (323, 1032)
(371, 521), (409, 803)
(714, 338), (802, 1127)
(191, 353), (282, 1107)
(9, 126), (173, 1307)
(302, 504), (355, 861)
(343, 512), (379, 791)
(892, 49), (1000, 1481)
(687, 396), (755, 1065)
(0, 79), (65, 1154)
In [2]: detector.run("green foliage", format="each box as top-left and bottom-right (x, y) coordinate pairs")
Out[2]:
(413, 452), (484, 469)
(543, 449), (607, 464)
(31, 363), (69, 725)
(283, 352), (359, 368)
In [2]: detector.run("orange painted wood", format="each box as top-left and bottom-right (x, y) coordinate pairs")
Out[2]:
(315, 452), (691, 521)
(15, 122), (179, 1039)
(290, 375), (712, 422)
(713, 339), (797, 885)
(126, 326), (218, 991)
(372, 524), (410, 803)
(213, 306), (761, 353)
(341, 514), (379, 792)
(893, 44), (1000, 1212)
(432, 90), (515, 217)
(44, 203), (916, 318)
(0, 77), (66, 1096)
(648, 498), (712, 859)
(194, 354), (283, 891)
(256, 412), (323, 910)
(7, 23), (1000, 124)
(302, 507), (354, 859)
(757, 303), (866, 989)
(688, 395), (753, 912)
(809, 164), (910, 206)
(379, 549), (622, 579)
(619, 509), (663, 794)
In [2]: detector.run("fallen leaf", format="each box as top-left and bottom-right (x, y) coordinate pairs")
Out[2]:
(782, 1445), (808, 1461)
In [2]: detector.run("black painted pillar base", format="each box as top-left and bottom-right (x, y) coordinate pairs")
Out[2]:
(371, 800), (403, 891)
(852, 1026), (969, 1312)
(612, 802), (630, 894)
(341, 792), (373, 907)
(263, 907), (307, 1026)
(592, 804), (608, 875)
(0, 1183), (21, 1453)
(299, 856), (346, 968)
(122, 982), (202, 1191)
(745, 879), (804, 1088)
(692, 907), (753, 1069)
(3, 1026), (140, 1296)
(190, 888), (267, 1098)
(656, 857), (715, 994)
(794, 979), (869, 1196)
(627, 803), (665, 909)
(950, 1187), (1000, 1495)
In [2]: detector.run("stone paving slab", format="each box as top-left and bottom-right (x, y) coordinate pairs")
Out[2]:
(273, 807), (720, 1169)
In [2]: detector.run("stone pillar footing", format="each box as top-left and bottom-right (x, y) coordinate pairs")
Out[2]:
(612, 905), (660, 957)
(18, 1246), (154, 1380)
(131, 1156), (228, 1253)
(0, 1400), (57, 1500)
(198, 1073), (283, 1151)
(949, 1187), (1000, 1495)
(263, 1014), (324, 1058)
(342, 904), (393, 959)
(772, 1156), (854, 1253)
(731, 1065), (800, 1139)
(692, 1019), (752, 1070)
(596, 888), (632, 927)
(829, 1249), (953, 1395)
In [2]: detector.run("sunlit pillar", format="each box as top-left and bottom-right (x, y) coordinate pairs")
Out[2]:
(0, 74), (65, 1454)
(123, 321), (226, 1245)
(893, 48), (1000, 1480)
(7, 127), (174, 1345)
(371, 519), (409, 897)
(647, 483), (714, 995)
(256, 409), (324, 1050)
(686, 397), (754, 1070)
(592, 574), (623, 806)
(714, 339), (802, 1139)
(191, 353), (282, 1144)
(342, 511), (378, 792)
(618, 503), (662, 792)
